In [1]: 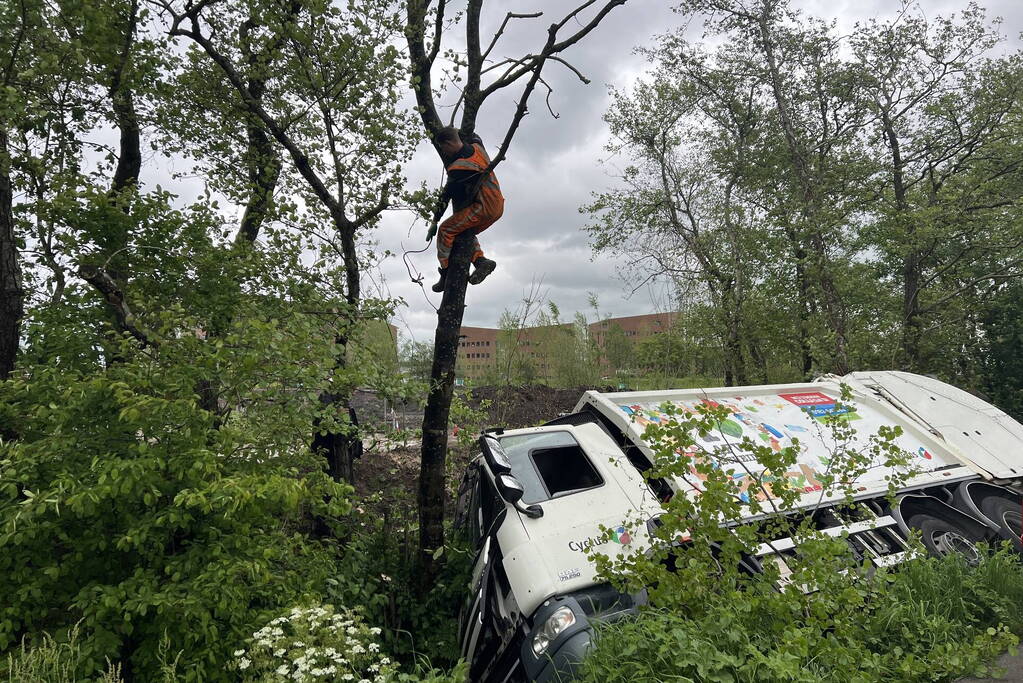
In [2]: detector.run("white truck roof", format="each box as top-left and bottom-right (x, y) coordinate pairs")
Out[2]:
(573, 371), (1023, 514)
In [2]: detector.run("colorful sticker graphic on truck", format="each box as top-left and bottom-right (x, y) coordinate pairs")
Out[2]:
(613, 388), (943, 504)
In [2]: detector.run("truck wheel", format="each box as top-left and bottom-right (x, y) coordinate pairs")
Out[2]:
(978, 496), (1023, 550)
(906, 514), (981, 563)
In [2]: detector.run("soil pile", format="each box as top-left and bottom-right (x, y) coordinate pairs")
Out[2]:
(466, 384), (608, 429)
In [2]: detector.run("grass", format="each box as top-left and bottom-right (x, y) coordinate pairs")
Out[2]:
(3, 625), (122, 683)
(580, 549), (1023, 683)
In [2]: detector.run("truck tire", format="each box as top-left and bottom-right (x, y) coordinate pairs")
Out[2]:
(906, 514), (981, 563)
(978, 496), (1023, 550)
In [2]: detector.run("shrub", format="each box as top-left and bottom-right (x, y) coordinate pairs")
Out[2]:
(0, 328), (352, 681)
(581, 551), (1022, 682)
(232, 605), (396, 682)
(328, 513), (474, 670)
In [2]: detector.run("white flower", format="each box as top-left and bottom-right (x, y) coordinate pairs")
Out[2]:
(380, 574), (392, 583)
(276, 665), (290, 675)
(351, 644), (366, 654)
(238, 657), (251, 670)
(233, 649), (245, 657)
(346, 626), (358, 635)
(369, 663), (380, 672)
(368, 643), (379, 652)
(274, 648), (286, 656)
(293, 641), (305, 648)
(342, 675), (354, 681)
(369, 627), (382, 636)
(380, 657), (391, 665)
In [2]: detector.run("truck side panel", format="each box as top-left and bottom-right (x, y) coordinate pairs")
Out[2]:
(849, 371), (1023, 480)
(575, 377), (985, 514)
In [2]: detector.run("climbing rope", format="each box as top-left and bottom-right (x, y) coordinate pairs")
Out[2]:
(400, 215), (439, 313)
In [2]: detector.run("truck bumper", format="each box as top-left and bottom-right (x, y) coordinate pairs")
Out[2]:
(532, 629), (593, 683)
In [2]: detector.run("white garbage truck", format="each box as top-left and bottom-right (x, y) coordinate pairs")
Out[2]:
(454, 371), (1023, 683)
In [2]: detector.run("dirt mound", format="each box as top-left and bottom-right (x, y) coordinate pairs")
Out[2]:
(465, 384), (609, 429)
(353, 385), (609, 517)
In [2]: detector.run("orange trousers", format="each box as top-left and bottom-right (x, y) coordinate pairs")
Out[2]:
(437, 199), (503, 268)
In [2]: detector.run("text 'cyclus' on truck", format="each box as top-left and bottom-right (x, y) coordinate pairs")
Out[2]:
(453, 371), (1023, 682)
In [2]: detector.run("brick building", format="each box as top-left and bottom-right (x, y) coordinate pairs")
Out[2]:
(457, 311), (678, 381)
(458, 326), (499, 378)
(588, 312), (679, 346)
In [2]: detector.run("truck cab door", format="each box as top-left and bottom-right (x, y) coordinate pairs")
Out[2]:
(460, 536), (491, 662)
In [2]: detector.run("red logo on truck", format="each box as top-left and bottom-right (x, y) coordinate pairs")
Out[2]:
(778, 392), (857, 420)
(778, 392), (833, 406)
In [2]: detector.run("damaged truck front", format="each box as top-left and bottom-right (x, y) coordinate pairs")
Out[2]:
(453, 371), (1023, 682)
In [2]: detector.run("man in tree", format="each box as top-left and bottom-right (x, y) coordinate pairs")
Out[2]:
(426, 126), (503, 292)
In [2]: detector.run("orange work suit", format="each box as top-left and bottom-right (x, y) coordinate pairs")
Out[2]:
(437, 143), (504, 268)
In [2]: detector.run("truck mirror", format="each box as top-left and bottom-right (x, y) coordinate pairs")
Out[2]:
(496, 473), (544, 519)
(495, 473), (525, 503)
(479, 435), (512, 474)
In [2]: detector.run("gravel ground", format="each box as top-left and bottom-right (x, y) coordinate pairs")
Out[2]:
(960, 651), (1023, 682)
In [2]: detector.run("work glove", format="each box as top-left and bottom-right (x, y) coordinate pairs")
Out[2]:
(426, 221), (438, 242)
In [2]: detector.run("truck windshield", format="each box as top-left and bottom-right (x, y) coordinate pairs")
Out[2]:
(498, 430), (603, 504)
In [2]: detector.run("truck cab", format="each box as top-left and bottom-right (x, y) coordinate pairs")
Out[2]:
(455, 419), (661, 682)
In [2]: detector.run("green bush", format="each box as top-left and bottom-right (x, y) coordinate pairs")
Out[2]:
(0, 329), (353, 681)
(328, 512), (474, 671)
(581, 551), (1022, 682)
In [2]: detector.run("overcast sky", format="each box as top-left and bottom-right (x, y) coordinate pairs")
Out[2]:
(370, 0), (1023, 347)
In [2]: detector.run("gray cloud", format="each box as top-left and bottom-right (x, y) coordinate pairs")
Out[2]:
(375, 0), (1023, 344)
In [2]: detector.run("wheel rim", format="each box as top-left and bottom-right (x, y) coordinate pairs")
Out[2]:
(932, 530), (980, 563)
(1001, 509), (1022, 535)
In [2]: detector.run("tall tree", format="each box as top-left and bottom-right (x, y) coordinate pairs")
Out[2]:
(680, 0), (879, 375)
(405, 0), (632, 579)
(586, 38), (772, 385)
(152, 0), (418, 481)
(851, 3), (1023, 371)
(0, 16), (22, 380)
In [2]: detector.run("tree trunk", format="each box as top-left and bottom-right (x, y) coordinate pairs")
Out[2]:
(787, 229), (814, 379)
(0, 128), (22, 381)
(881, 110), (923, 370)
(200, 38), (282, 418)
(312, 391), (359, 483)
(105, 0), (141, 283)
(902, 252), (923, 370)
(418, 233), (475, 584)
(721, 280), (746, 386)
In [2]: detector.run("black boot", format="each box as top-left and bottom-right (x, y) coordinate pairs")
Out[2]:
(469, 257), (497, 285)
(431, 267), (448, 293)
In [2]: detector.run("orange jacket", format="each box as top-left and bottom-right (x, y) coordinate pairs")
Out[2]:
(446, 143), (504, 217)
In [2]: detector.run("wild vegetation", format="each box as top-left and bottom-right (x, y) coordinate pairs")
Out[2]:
(1, 0), (1022, 681)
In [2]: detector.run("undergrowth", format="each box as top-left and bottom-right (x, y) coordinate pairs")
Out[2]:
(581, 549), (1023, 682)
